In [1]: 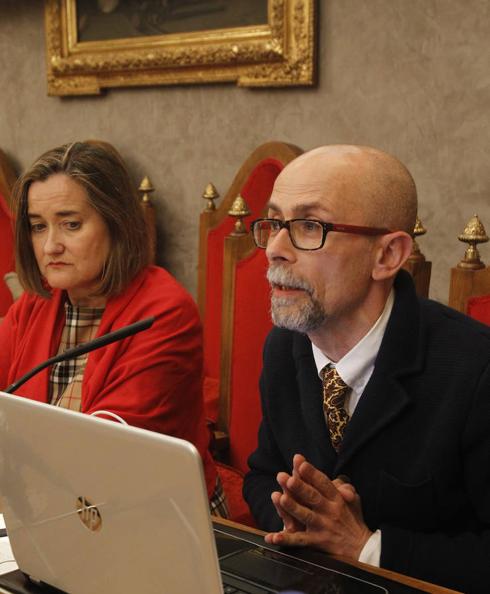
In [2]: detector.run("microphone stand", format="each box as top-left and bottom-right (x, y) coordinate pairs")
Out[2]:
(4, 317), (155, 394)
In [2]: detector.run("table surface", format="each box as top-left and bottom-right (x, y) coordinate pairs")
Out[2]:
(213, 517), (462, 594)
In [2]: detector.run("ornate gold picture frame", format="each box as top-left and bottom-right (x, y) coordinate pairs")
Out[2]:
(44, 1), (317, 96)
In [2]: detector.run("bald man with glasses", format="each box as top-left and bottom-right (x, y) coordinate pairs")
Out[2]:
(243, 145), (490, 593)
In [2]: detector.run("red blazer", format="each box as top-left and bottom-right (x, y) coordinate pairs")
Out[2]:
(0, 265), (217, 497)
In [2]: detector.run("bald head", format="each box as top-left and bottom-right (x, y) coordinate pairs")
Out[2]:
(274, 145), (417, 234)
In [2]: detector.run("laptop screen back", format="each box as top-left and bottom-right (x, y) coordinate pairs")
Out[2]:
(0, 392), (223, 594)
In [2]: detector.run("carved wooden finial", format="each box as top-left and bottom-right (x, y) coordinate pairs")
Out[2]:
(202, 183), (219, 212)
(138, 176), (157, 263)
(409, 216), (427, 262)
(138, 176), (154, 203)
(457, 214), (488, 269)
(228, 194), (251, 235)
(413, 216), (426, 238)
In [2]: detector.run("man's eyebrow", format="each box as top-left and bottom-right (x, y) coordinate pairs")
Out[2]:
(28, 210), (80, 219)
(266, 201), (329, 217)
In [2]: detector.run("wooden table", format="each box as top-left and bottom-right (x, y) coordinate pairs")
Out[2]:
(213, 517), (462, 594)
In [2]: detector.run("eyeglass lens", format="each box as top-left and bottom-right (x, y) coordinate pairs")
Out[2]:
(254, 220), (324, 250)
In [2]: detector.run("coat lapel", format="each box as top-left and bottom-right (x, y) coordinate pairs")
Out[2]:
(335, 373), (411, 470)
(336, 271), (427, 471)
(288, 272), (426, 475)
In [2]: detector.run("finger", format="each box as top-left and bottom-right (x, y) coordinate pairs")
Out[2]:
(297, 460), (339, 500)
(332, 478), (357, 503)
(336, 474), (351, 484)
(264, 529), (312, 548)
(284, 473), (325, 509)
(276, 471), (314, 522)
(277, 490), (321, 529)
(292, 453), (306, 476)
(332, 475), (353, 489)
(276, 472), (301, 512)
(276, 470), (323, 525)
(276, 471), (292, 491)
(270, 491), (302, 533)
(335, 482), (357, 503)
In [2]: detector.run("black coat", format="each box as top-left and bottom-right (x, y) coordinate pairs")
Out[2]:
(243, 271), (490, 593)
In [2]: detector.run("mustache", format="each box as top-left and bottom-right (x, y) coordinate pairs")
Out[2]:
(267, 266), (315, 295)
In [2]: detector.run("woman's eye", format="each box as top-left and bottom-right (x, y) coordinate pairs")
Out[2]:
(65, 221), (81, 230)
(30, 223), (45, 233)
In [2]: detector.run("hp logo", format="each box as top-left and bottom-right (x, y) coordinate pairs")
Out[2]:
(76, 496), (102, 532)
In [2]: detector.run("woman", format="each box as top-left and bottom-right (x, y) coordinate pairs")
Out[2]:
(0, 141), (227, 516)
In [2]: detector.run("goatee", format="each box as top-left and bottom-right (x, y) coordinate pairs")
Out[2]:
(267, 266), (327, 333)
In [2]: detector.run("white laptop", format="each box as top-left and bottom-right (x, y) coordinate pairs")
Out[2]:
(0, 392), (223, 594)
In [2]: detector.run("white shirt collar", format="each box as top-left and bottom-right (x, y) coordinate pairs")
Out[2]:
(312, 289), (394, 405)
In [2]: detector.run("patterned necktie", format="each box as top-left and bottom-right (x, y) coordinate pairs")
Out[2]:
(322, 365), (350, 452)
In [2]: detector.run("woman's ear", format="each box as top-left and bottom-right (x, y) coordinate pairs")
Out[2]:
(372, 232), (413, 281)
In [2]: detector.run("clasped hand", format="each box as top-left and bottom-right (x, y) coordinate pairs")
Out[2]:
(264, 454), (372, 560)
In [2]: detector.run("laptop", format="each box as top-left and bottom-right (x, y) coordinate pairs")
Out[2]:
(0, 392), (415, 594)
(0, 391), (222, 594)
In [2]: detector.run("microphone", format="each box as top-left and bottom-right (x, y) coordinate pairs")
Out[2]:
(4, 316), (155, 395)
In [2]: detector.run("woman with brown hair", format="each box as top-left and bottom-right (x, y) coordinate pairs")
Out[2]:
(0, 141), (226, 516)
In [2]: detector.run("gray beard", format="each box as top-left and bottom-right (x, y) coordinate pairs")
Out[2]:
(267, 266), (327, 333)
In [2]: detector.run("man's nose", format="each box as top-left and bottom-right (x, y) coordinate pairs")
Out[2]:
(265, 227), (296, 262)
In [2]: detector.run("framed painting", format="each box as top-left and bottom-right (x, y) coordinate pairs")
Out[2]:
(44, 0), (317, 96)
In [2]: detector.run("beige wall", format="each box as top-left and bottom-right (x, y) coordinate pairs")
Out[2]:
(1, 0), (489, 303)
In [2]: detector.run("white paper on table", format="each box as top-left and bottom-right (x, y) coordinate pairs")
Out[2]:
(0, 514), (18, 576)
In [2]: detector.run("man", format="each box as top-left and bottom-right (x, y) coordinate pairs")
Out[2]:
(243, 145), (490, 593)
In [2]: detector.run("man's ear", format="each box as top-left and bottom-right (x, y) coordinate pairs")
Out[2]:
(372, 232), (413, 281)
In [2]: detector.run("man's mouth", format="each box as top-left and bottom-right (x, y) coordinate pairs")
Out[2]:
(271, 282), (304, 291)
(268, 267), (313, 297)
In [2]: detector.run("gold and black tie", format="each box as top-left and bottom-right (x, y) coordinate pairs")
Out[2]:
(322, 365), (350, 452)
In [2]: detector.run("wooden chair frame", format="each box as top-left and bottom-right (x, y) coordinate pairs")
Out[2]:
(449, 266), (490, 313)
(402, 217), (431, 299)
(198, 141), (303, 458)
(0, 149), (16, 206)
(219, 229), (261, 437)
(448, 215), (489, 315)
(197, 142), (302, 317)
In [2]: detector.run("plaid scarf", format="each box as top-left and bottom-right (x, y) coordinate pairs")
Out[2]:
(49, 301), (105, 410)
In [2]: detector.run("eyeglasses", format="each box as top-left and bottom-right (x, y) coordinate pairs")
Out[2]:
(251, 218), (392, 251)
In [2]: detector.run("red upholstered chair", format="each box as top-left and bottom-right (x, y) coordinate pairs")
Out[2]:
(198, 141), (303, 523)
(0, 149), (17, 318)
(448, 214), (490, 325)
(467, 294), (490, 325)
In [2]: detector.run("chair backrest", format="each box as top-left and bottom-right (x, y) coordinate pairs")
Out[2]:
(198, 141), (303, 472)
(0, 149), (17, 317)
(0, 149), (16, 203)
(448, 214), (490, 325)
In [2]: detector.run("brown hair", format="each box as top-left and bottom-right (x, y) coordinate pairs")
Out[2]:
(12, 141), (150, 298)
